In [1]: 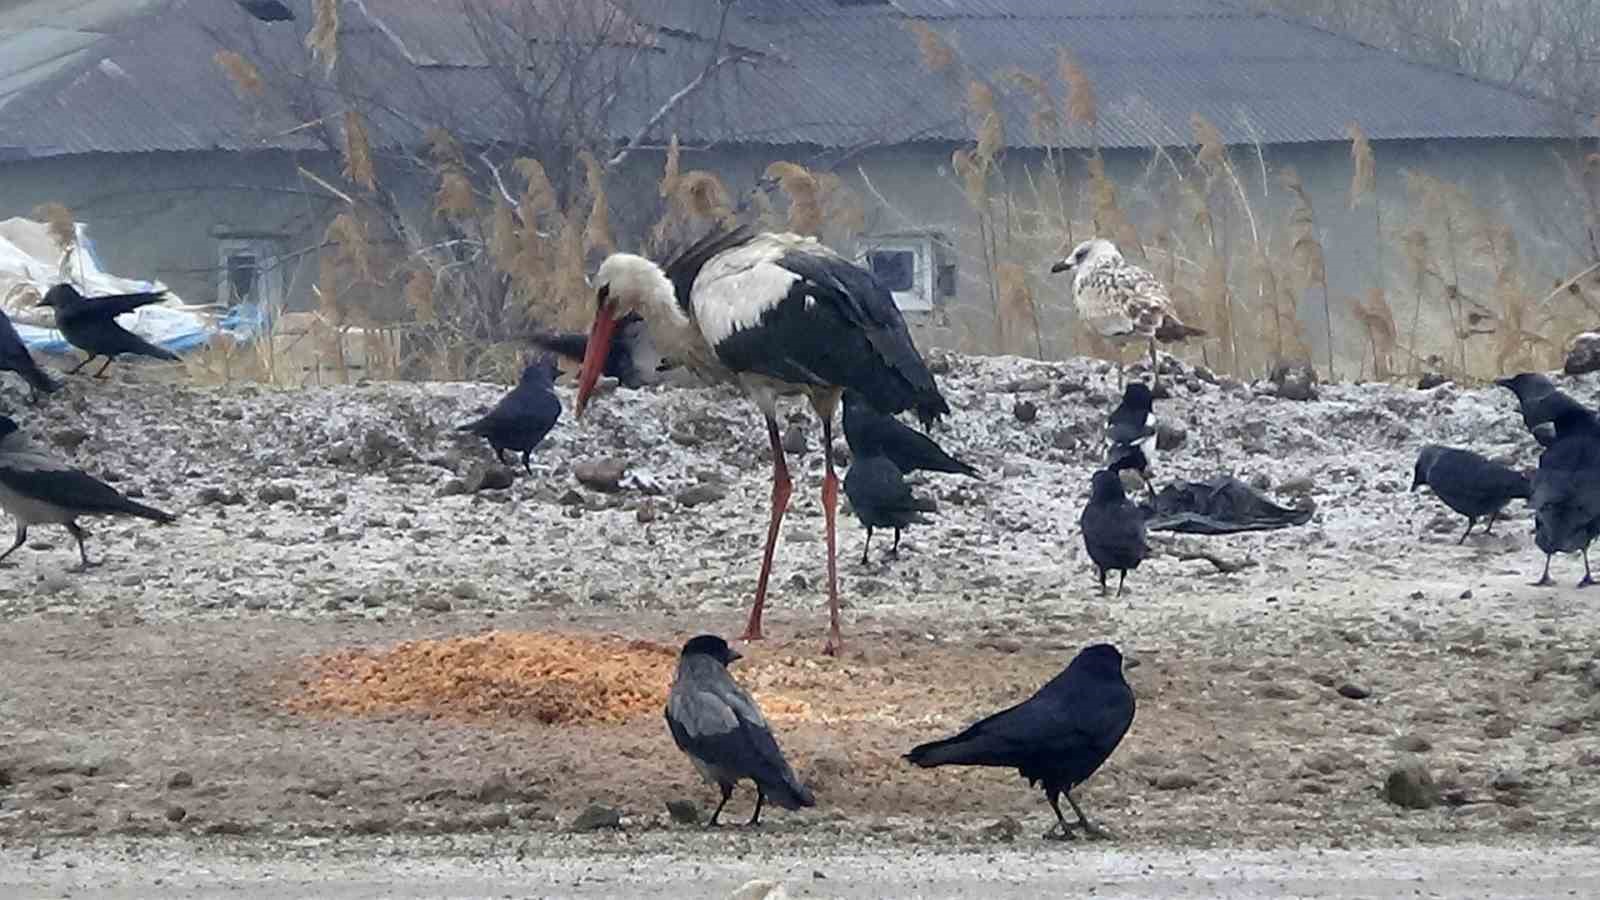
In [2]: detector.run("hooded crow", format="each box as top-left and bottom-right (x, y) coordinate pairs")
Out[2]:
(456, 356), (561, 474)
(528, 313), (669, 389)
(1105, 382), (1157, 491)
(0, 416), (176, 568)
(1080, 463), (1150, 596)
(842, 389), (977, 478)
(1529, 403), (1600, 586)
(843, 450), (936, 564)
(1411, 445), (1532, 543)
(665, 634), (815, 827)
(0, 307), (59, 402)
(35, 285), (179, 377)
(905, 642), (1135, 840)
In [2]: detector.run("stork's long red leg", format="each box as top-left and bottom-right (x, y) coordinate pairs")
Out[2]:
(742, 415), (791, 642)
(820, 415), (842, 656)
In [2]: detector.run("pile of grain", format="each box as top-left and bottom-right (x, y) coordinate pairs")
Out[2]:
(286, 631), (679, 725)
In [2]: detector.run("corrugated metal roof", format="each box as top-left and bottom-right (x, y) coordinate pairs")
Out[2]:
(0, 0), (1583, 162)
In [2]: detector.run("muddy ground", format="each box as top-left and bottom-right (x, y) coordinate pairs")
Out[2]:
(1, 353), (1598, 894)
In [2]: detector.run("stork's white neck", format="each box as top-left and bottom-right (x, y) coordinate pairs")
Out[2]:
(600, 254), (706, 365)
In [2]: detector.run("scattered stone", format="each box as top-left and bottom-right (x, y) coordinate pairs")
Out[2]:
(416, 597), (452, 614)
(781, 424), (808, 455)
(1564, 332), (1600, 375)
(558, 489), (585, 507)
(164, 805), (187, 823)
(1278, 476), (1315, 497)
(1007, 375), (1050, 393)
(1269, 361), (1319, 401)
(573, 459), (627, 493)
(1337, 682), (1372, 700)
(450, 582), (480, 602)
(465, 463), (515, 492)
(1155, 422), (1187, 451)
(257, 484), (297, 504)
(1050, 428), (1078, 451)
(1384, 760), (1441, 810)
(1416, 372), (1449, 390)
(569, 803), (622, 831)
(437, 479), (468, 498)
(636, 501), (657, 524)
(1012, 400), (1038, 423)
(665, 799), (700, 825)
(1490, 769), (1528, 792)
(167, 771), (194, 790)
(1258, 682), (1301, 700)
(197, 487), (245, 506)
(1393, 735), (1432, 753)
(50, 428), (90, 451)
(677, 484), (727, 508)
(1484, 716), (1515, 739)
(982, 815), (1023, 841)
(474, 810), (513, 830)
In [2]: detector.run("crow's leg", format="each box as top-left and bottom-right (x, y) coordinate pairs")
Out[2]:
(1065, 790), (1113, 840)
(521, 449), (533, 476)
(706, 783), (733, 829)
(1533, 553), (1555, 587)
(1484, 511), (1499, 535)
(1116, 569), (1128, 597)
(67, 522), (97, 569)
(0, 523), (26, 566)
(1458, 517), (1475, 544)
(92, 356), (115, 378)
(494, 447), (508, 466)
(65, 354), (97, 375)
(1579, 545), (1595, 588)
(1097, 567), (1108, 596)
(1043, 787), (1076, 841)
(889, 527), (902, 556)
(860, 527), (872, 566)
(746, 788), (765, 827)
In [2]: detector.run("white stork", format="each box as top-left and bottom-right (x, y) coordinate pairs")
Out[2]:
(574, 226), (950, 654)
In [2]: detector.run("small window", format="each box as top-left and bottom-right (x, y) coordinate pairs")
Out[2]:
(859, 234), (936, 312)
(216, 238), (283, 308)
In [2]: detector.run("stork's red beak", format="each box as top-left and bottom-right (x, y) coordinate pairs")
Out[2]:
(574, 305), (618, 418)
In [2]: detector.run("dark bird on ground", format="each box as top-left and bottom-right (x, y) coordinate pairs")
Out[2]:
(664, 635), (815, 827)
(1496, 372), (1586, 447)
(0, 416), (176, 569)
(842, 388), (976, 478)
(236, 0), (294, 21)
(1529, 403), (1600, 587)
(905, 642), (1135, 840)
(1410, 445), (1531, 543)
(528, 312), (670, 389)
(36, 285), (179, 377)
(843, 451), (936, 564)
(0, 308), (59, 402)
(576, 226), (950, 654)
(1080, 462), (1150, 596)
(456, 356), (561, 474)
(1104, 382), (1157, 491)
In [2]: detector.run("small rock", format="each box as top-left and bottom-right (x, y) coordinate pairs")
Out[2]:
(1154, 772), (1199, 790)
(573, 459), (627, 493)
(474, 810), (512, 830)
(1012, 400), (1038, 423)
(1385, 760), (1441, 810)
(465, 463), (515, 492)
(677, 484), (727, 508)
(167, 771), (194, 790)
(1337, 683), (1372, 700)
(437, 479), (468, 497)
(416, 597), (452, 614)
(1269, 361), (1319, 401)
(569, 803), (622, 831)
(50, 428), (90, 451)
(1416, 372), (1449, 390)
(1050, 428), (1078, 451)
(164, 805), (187, 823)
(636, 502), (657, 524)
(665, 799), (700, 825)
(1007, 375), (1050, 393)
(1155, 422), (1187, 451)
(1248, 473), (1271, 491)
(558, 489), (585, 507)
(982, 815), (1023, 841)
(450, 582), (480, 602)
(1484, 716), (1516, 739)
(1393, 734), (1432, 753)
(257, 483), (297, 504)
(1258, 682), (1301, 700)
(1278, 476), (1315, 497)
(1564, 332), (1600, 375)
(781, 424), (807, 455)
(1490, 769), (1528, 791)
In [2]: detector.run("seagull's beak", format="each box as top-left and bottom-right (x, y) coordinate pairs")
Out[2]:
(1049, 259), (1073, 274)
(574, 302), (618, 418)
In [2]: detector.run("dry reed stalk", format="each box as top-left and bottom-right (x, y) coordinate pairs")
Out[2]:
(214, 50), (263, 97)
(306, 0), (339, 74)
(579, 150), (614, 255)
(1058, 49), (1097, 132)
(1279, 166), (1334, 376)
(905, 21), (956, 74)
(34, 203), (76, 253)
(766, 161), (823, 236)
(994, 262), (1042, 357)
(342, 110), (377, 192)
(1350, 288), (1397, 379)
(966, 80), (1004, 168)
(404, 267), (437, 324)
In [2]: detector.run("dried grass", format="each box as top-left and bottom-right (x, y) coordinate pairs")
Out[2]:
(305, 0), (339, 74)
(579, 150), (614, 255)
(34, 203), (76, 253)
(905, 21), (956, 74)
(1058, 49), (1096, 129)
(766, 161), (822, 236)
(994, 261), (1041, 357)
(214, 50), (263, 97)
(341, 110), (377, 192)
(1279, 166), (1333, 373)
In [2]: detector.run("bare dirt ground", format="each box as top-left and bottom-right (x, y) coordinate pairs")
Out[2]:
(2, 353), (1599, 896)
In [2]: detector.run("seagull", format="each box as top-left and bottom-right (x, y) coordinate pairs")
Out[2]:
(1051, 239), (1204, 385)
(575, 226), (949, 654)
(0, 415), (176, 569)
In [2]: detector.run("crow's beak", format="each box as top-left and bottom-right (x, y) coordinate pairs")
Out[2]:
(1049, 260), (1072, 274)
(574, 303), (618, 418)
(727, 648), (743, 663)
(1493, 377), (1513, 390)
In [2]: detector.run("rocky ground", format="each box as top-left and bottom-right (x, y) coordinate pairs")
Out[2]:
(1, 353), (1598, 894)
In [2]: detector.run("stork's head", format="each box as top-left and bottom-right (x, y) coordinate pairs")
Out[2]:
(576, 253), (669, 416)
(1050, 238), (1121, 275)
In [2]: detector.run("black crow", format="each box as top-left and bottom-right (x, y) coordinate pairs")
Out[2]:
(905, 642), (1135, 840)
(664, 634), (815, 827)
(1411, 444), (1532, 543)
(1530, 404), (1600, 586)
(843, 450), (936, 564)
(456, 356), (561, 474)
(35, 285), (179, 377)
(1080, 464), (1150, 596)
(0, 416), (176, 569)
(1104, 382), (1156, 489)
(528, 313), (669, 389)
(0, 308), (59, 402)
(842, 389), (977, 478)
(1496, 372), (1588, 447)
